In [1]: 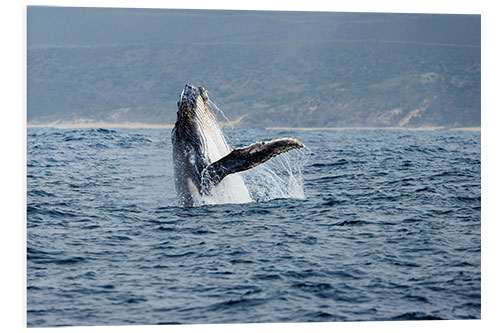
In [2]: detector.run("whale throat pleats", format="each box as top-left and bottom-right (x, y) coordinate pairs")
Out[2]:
(200, 138), (304, 192)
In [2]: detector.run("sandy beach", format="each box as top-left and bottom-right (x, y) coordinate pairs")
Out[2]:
(27, 122), (481, 132)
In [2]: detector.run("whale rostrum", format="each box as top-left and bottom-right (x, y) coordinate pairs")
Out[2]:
(171, 84), (304, 206)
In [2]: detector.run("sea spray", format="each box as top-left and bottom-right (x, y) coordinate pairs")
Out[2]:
(242, 146), (309, 202)
(207, 99), (232, 127)
(206, 97), (309, 204)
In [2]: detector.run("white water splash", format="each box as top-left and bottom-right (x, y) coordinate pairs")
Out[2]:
(190, 96), (252, 206)
(207, 99), (233, 128)
(190, 95), (308, 206)
(241, 146), (309, 202)
(193, 173), (253, 206)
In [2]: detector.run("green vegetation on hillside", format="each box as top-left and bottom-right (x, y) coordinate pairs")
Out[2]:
(28, 40), (480, 127)
(27, 8), (480, 128)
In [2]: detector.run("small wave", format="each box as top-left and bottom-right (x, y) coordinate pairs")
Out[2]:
(89, 143), (109, 149)
(283, 269), (323, 279)
(63, 136), (85, 142)
(314, 175), (343, 183)
(403, 295), (430, 303)
(106, 235), (132, 241)
(322, 199), (344, 206)
(124, 297), (147, 304)
(230, 258), (254, 265)
(53, 256), (86, 265)
(251, 273), (282, 281)
(161, 251), (196, 258)
(390, 312), (443, 320)
(129, 134), (152, 143)
(96, 128), (116, 134)
(310, 311), (336, 320)
(27, 246), (63, 260)
(335, 220), (370, 226)
(28, 189), (55, 197)
(157, 226), (176, 232)
(207, 297), (267, 312)
(310, 160), (349, 168)
(294, 282), (333, 291)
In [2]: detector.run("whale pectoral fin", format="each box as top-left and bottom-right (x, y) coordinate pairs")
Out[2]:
(201, 138), (304, 189)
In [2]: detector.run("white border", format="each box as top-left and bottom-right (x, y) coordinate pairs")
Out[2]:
(3, 1), (498, 332)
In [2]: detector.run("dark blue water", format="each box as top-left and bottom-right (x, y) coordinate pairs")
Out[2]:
(27, 127), (481, 327)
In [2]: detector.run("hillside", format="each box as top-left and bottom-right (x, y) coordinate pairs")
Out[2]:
(27, 8), (480, 128)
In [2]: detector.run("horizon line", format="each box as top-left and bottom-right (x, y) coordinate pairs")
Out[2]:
(26, 122), (480, 131)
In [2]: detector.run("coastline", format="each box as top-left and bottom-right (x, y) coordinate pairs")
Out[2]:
(27, 122), (481, 132)
(266, 126), (481, 132)
(27, 121), (175, 129)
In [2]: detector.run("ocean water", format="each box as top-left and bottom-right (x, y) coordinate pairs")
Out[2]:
(27, 127), (481, 327)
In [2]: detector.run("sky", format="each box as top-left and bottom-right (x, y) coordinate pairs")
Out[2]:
(27, 7), (480, 47)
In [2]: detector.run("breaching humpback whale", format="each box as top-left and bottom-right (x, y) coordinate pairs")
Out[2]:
(172, 84), (304, 207)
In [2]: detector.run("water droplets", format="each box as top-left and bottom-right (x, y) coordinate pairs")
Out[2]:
(242, 146), (309, 202)
(207, 99), (232, 128)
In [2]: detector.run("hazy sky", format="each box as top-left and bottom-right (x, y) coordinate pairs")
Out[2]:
(28, 7), (480, 48)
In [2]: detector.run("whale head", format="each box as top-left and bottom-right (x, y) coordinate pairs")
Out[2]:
(172, 84), (230, 167)
(176, 84), (210, 124)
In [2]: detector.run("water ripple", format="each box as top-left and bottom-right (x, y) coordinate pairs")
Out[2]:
(27, 127), (481, 326)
